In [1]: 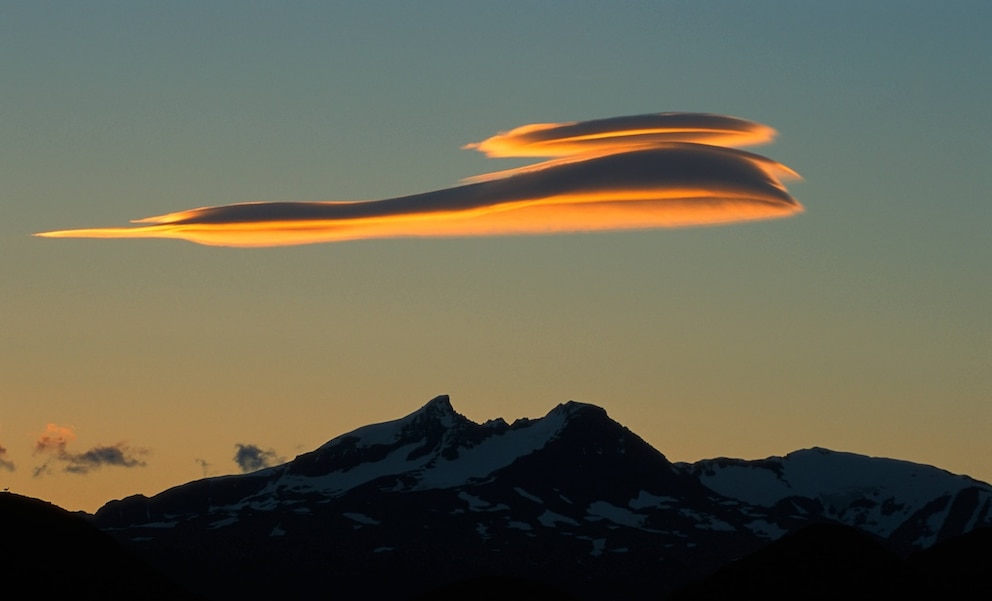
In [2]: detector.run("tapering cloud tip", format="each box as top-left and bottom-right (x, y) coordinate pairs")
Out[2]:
(35, 112), (802, 247)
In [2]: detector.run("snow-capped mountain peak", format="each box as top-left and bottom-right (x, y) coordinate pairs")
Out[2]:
(315, 394), (463, 452)
(89, 396), (992, 601)
(95, 396), (992, 571)
(256, 396), (607, 500)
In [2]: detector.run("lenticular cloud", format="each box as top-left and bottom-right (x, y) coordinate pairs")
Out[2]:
(36, 113), (802, 247)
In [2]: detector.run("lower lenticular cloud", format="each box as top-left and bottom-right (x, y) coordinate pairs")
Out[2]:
(36, 112), (802, 247)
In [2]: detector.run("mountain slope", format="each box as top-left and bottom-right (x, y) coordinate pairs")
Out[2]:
(0, 492), (198, 600)
(669, 523), (992, 599)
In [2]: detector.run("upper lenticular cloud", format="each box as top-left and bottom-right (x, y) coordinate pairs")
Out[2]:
(35, 112), (802, 247)
(465, 113), (778, 158)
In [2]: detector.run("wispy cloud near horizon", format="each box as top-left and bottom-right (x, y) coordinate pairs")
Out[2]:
(0, 444), (14, 472)
(233, 443), (284, 473)
(36, 113), (802, 247)
(32, 424), (148, 476)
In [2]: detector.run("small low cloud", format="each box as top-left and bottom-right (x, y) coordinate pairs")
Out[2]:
(34, 423), (75, 453)
(233, 443), (284, 473)
(0, 444), (14, 472)
(33, 424), (148, 476)
(36, 112), (802, 247)
(62, 443), (148, 474)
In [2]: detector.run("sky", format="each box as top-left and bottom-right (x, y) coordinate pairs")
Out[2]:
(2, 1), (990, 513)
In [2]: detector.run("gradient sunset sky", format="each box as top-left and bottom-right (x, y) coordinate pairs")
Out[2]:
(2, 2), (989, 512)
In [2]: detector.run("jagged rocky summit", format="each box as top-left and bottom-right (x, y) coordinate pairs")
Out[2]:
(94, 396), (992, 600)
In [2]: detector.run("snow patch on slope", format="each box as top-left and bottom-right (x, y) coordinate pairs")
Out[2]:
(414, 409), (571, 489)
(277, 441), (431, 498)
(317, 395), (457, 450)
(244, 401), (574, 505)
(628, 490), (678, 509)
(586, 501), (645, 528)
(538, 510), (580, 527)
(514, 488), (543, 503)
(694, 448), (988, 539)
(343, 512), (380, 526)
(698, 448), (976, 509)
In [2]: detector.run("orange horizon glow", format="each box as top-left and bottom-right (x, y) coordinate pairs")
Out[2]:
(35, 113), (803, 247)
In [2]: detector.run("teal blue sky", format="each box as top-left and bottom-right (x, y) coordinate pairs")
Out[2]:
(2, 2), (990, 511)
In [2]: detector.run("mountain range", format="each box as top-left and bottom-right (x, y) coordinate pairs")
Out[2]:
(31, 396), (992, 598)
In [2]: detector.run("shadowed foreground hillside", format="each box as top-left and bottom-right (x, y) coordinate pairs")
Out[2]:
(669, 523), (992, 599)
(0, 492), (198, 600)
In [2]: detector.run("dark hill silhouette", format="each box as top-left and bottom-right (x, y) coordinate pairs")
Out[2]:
(668, 523), (907, 599)
(906, 526), (992, 597)
(0, 492), (199, 600)
(668, 523), (992, 599)
(410, 575), (582, 601)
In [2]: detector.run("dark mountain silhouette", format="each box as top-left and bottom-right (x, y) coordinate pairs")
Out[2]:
(79, 396), (992, 599)
(669, 523), (992, 599)
(905, 526), (992, 597)
(668, 522), (907, 599)
(0, 492), (198, 600)
(410, 575), (582, 601)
